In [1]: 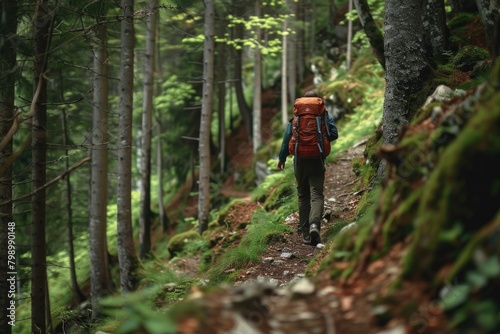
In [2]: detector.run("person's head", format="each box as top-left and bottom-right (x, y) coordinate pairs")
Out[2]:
(304, 90), (319, 97)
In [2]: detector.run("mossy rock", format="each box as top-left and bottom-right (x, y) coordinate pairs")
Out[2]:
(404, 82), (500, 278)
(167, 230), (202, 256)
(451, 45), (490, 72)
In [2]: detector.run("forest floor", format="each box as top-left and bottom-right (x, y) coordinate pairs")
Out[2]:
(166, 90), (450, 333)
(170, 140), (450, 333)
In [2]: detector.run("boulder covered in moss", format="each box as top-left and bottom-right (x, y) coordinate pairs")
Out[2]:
(451, 45), (490, 71)
(167, 230), (202, 257)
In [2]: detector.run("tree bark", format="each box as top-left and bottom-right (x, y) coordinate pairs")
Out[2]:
(281, 17), (289, 127)
(117, 0), (140, 292)
(139, 0), (158, 260)
(422, 0), (449, 62)
(379, 0), (433, 178)
(475, 0), (500, 55)
(32, 1), (51, 332)
(287, 0), (297, 103)
(198, 0), (215, 234)
(252, 1), (262, 153)
(353, 0), (385, 69)
(89, 22), (111, 317)
(216, 10), (227, 173)
(60, 104), (84, 306)
(0, 0), (17, 332)
(233, 0), (252, 138)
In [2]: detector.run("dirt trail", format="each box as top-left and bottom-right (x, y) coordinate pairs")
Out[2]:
(232, 142), (365, 287)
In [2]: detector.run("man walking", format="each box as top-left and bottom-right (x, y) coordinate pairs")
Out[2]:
(277, 91), (338, 246)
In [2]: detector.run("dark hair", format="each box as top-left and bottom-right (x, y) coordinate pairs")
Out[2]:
(304, 90), (319, 97)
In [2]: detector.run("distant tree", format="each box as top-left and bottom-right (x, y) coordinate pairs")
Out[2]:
(232, 0), (252, 138)
(117, 0), (141, 291)
(89, 22), (112, 317)
(422, 0), (449, 62)
(0, 0), (17, 332)
(60, 97), (84, 306)
(139, 0), (158, 259)
(379, 0), (433, 175)
(287, 0), (297, 103)
(475, 0), (500, 55)
(252, 1), (262, 153)
(353, 0), (385, 69)
(281, 16), (288, 127)
(31, 0), (51, 332)
(198, 0), (215, 234)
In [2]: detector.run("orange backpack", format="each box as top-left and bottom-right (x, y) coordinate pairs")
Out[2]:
(288, 97), (331, 158)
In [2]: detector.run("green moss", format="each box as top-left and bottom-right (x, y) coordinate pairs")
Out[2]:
(451, 45), (490, 72)
(167, 230), (202, 256)
(404, 86), (500, 278)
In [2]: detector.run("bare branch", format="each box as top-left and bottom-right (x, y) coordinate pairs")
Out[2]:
(0, 157), (91, 207)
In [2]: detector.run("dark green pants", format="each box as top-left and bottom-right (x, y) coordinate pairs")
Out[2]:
(294, 158), (325, 234)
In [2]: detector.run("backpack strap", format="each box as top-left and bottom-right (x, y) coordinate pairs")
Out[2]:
(315, 115), (327, 171)
(293, 115), (300, 173)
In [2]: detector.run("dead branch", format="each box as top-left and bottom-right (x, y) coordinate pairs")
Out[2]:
(0, 157), (91, 207)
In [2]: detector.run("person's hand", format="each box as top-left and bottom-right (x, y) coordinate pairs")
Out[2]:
(277, 161), (285, 171)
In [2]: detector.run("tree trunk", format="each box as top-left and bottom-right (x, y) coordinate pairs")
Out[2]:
(89, 22), (111, 317)
(377, 0), (433, 179)
(32, 1), (51, 332)
(156, 113), (168, 233)
(117, 0), (140, 292)
(233, 0), (252, 138)
(475, 0), (500, 55)
(296, 1), (305, 83)
(382, 0), (432, 146)
(281, 17), (289, 127)
(198, 0), (215, 235)
(287, 0), (297, 103)
(0, 0), (17, 332)
(353, 0), (385, 69)
(422, 0), (449, 62)
(60, 105), (84, 305)
(252, 2), (262, 153)
(139, 0), (157, 260)
(216, 12), (227, 174)
(346, 0), (353, 71)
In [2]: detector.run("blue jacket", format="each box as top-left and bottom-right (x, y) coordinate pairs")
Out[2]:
(278, 114), (338, 163)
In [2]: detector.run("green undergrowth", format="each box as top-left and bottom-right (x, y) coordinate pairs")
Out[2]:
(203, 208), (292, 285)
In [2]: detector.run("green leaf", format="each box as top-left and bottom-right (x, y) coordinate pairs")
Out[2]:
(477, 255), (500, 277)
(438, 223), (462, 242)
(441, 284), (470, 310)
(465, 270), (487, 288)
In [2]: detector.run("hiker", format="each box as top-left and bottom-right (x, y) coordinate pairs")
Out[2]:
(277, 90), (338, 246)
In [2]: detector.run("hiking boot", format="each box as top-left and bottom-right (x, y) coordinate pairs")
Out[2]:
(302, 232), (311, 245)
(309, 224), (321, 246)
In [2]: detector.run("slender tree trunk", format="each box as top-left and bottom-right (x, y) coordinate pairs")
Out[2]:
(154, 19), (168, 234)
(117, 0), (140, 292)
(156, 113), (168, 233)
(287, 0), (297, 103)
(233, 0), (252, 138)
(422, 0), (449, 62)
(281, 18), (288, 127)
(295, 1), (305, 82)
(198, 0), (215, 235)
(353, 0), (385, 69)
(60, 105), (84, 305)
(475, 0), (500, 55)
(346, 0), (353, 71)
(252, 2), (262, 153)
(32, 1), (51, 332)
(216, 13), (227, 173)
(309, 0), (316, 56)
(0, 0), (17, 332)
(89, 23), (111, 317)
(139, 0), (157, 259)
